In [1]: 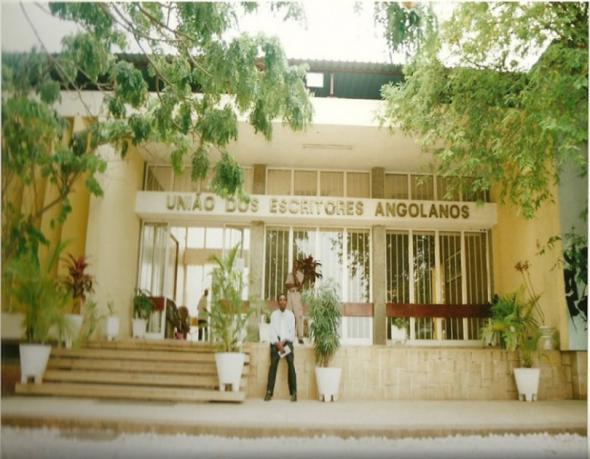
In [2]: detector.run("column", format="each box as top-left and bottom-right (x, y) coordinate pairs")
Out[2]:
(247, 220), (265, 341)
(371, 167), (385, 199)
(372, 224), (386, 344)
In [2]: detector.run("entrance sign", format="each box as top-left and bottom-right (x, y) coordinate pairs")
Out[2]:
(135, 192), (497, 229)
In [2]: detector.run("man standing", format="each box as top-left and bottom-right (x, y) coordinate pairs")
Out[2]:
(197, 288), (209, 341)
(264, 293), (297, 402)
(285, 260), (305, 344)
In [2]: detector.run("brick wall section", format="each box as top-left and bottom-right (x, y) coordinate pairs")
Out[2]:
(245, 343), (587, 401)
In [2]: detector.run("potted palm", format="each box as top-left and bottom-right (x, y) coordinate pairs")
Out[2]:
(303, 279), (342, 402)
(132, 289), (152, 338)
(5, 244), (69, 384)
(61, 254), (94, 348)
(258, 302), (272, 343)
(209, 243), (253, 392)
(482, 292), (542, 401)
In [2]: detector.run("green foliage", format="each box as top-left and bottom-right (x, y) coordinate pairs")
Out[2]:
(391, 317), (409, 329)
(380, 2), (588, 218)
(211, 152), (245, 199)
(303, 280), (342, 368)
(61, 253), (95, 315)
(132, 289), (153, 320)
(482, 293), (541, 367)
(208, 243), (253, 352)
(4, 243), (70, 344)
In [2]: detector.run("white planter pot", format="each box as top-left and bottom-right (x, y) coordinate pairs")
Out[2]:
(132, 318), (147, 339)
(215, 352), (245, 393)
(390, 325), (407, 344)
(105, 316), (120, 341)
(315, 367), (342, 402)
(19, 344), (51, 384)
(64, 314), (83, 349)
(514, 368), (541, 402)
(259, 323), (271, 343)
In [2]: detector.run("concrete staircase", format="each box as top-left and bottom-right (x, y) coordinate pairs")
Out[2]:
(15, 340), (248, 403)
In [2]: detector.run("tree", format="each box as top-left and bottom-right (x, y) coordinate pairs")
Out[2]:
(2, 2), (312, 297)
(378, 2), (588, 218)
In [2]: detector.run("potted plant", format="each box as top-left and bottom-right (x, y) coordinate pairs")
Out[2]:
(105, 300), (120, 341)
(5, 244), (69, 384)
(209, 243), (253, 392)
(132, 289), (152, 339)
(390, 317), (409, 344)
(482, 292), (542, 401)
(61, 254), (94, 348)
(302, 279), (342, 402)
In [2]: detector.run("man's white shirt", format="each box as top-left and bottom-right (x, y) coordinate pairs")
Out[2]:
(269, 308), (295, 344)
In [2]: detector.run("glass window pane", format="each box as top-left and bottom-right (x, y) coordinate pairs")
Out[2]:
(386, 232), (409, 303)
(205, 227), (224, 249)
(440, 232), (463, 340)
(145, 165), (172, 191)
(347, 230), (370, 302)
(318, 229), (344, 299)
(413, 232), (435, 339)
(465, 231), (489, 339)
(320, 171), (344, 197)
(462, 177), (490, 202)
(267, 170), (291, 195)
(243, 167), (254, 194)
(410, 175), (434, 200)
(385, 174), (409, 199)
(264, 228), (290, 300)
(437, 176), (460, 201)
(346, 172), (370, 198)
(294, 170), (317, 196)
(187, 227), (205, 248)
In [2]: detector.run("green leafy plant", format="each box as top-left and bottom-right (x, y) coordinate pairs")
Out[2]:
(482, 293), (541, 367)
(295, 255), (323, 289)
(5, 243), (70, 344)
(303, 280), (342, 368)
(62, 254), (95, 314)
(132, 289), (153, 320)
(391, 317), (409, 329)
(208, 243), (253, 352)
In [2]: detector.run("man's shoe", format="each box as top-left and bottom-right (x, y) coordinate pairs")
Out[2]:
(290, 394), (297, 402)
(298, 339), (304, 345)
(264, 392), (272, 401)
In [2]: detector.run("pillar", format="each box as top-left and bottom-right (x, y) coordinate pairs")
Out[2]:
(372, 224), (386, 344)
(247, 220), (265, 341)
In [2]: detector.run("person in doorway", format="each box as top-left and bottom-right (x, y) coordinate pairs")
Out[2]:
(264, 293), (297, 402)
(197, 288), (209, 341)
(285, 260), (305, 344)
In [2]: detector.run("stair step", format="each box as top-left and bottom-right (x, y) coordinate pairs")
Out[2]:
(47, 358), (248, 375)
(43, 370), (247, 389)
(85, 340), (224, 353)
(51, 348), (250, 364)
(15, 382), (245, 403)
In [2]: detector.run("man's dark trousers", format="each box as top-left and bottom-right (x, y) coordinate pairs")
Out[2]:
(265, 341), (297, 396)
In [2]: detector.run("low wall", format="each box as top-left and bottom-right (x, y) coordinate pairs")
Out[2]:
(245, 343), (587, 401)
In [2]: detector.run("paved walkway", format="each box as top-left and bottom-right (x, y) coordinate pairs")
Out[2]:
(1, 397), (586, 438)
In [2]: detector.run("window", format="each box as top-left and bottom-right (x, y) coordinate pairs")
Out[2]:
(347, 230), (370, 302)
(440, 232), (463, 340)
(410, 175), (434, 200)
(294, 170), (317, 196)
(320, 171), (344, 197)
(267, 169), (291, 195)
(465, 232), (489, 339)
(413, 232), (435, 339)
(145, 166), (172, 191)
(385, 174), (409, 199)
(346, 172), (370, 198)
(437, 176), (460, 201)
(264, 228), (289, 300)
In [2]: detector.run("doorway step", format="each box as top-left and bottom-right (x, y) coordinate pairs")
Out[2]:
(15, 339), (248, 403)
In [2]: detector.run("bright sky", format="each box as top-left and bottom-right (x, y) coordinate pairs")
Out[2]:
(1, 1), (399, 63)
